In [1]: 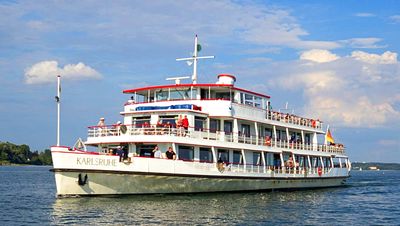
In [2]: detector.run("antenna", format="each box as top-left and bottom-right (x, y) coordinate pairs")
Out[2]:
(166, 76), (190, 85)
(176, 35), (214, 84)
(278, 102), (295, 114)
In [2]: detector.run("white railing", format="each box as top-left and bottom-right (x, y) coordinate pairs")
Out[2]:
(88, 125), (345, 154)
(265, 110), (323, 129)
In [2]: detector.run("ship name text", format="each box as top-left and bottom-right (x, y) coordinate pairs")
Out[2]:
(77, 157), (117, 167)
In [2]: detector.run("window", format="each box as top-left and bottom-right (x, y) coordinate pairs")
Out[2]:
(254, 97), (262, 108)
(233, 151), (243, 164)
(170, 89), (190, 100)
(253, 152), (262, 165)
(159, 115), (177, 127)
(199, 148), (213, 163)
(305, 134), (311, 145)
(132, 116), (150, 128)
(244, 94), (253, 106)
(195, 116), (206, 131)
(210, 119), (220, 132)
(191, 88), (198, 99)
(241, 124), (250, 137)
(217, 149), (229, 162)
(136, 144), (156, 157)
(264, 128), (272, 137)
(178, 146), (194, 161)
(156, 90), (168, 101)
(273, 153), (281, 167)
(264, 152), (275, 167)
(216, 92), (230, 100)
(332, 158), (341, 168)
(224, 121), (233, 134)
(200, 89), (209, 99)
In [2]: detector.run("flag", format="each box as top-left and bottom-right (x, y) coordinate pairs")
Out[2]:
(326, 129), (335, 144)
(197, 44), (202, 52)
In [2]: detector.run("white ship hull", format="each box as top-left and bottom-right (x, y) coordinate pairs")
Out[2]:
(51, 147), (349, 196)
(53, 170), (347, 196)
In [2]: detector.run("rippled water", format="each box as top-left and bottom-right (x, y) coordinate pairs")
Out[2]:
(0, 166), (399, 225)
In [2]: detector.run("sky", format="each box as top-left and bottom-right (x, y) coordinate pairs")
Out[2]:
(0, 0), (399, 162)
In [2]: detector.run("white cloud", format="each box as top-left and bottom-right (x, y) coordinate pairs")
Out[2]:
(390, 15), (400, 23)
(354, 13), (375, 17)
(351, 51), (397, 64)
(300, 49), (339, 63)
(270, 50), (400, 128)
(25, 61), (102, 84)
(340, 38), (385, 49)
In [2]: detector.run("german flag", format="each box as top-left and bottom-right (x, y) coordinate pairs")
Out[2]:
(326, 129), (335, 144)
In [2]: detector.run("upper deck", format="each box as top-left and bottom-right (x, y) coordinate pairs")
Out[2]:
(121, 74), (323, 133)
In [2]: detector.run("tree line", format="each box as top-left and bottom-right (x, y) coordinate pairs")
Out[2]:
(0, 141), (52, 165)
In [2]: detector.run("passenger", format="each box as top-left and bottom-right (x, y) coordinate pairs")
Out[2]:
(286, 156), (294, 168)
(165, 147), (176, 160)
(116, 146), (124, 162)
(108, 148), (113, 155)
(97, 117), (106, 136)
(163, 121), (172, 134)
(176, 115), (183, 136)
(152, 146), (162, 158)
(97, 117), (105, 127)
(143, 121), (150, 134)
(156, 120), (163, 134)
(182, 115), (189, 135)
(265, 135), (271, 146)
(113, 121), (122, 135)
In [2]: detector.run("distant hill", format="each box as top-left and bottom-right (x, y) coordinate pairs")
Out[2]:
(352, 162), (400, 170)
(0, 141), (52, 165)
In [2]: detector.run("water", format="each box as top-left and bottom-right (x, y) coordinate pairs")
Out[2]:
(1, 166), (399, 225)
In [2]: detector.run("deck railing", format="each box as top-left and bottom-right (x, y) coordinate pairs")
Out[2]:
(88, 125), (345, 154)
(265, 110), (323, 129)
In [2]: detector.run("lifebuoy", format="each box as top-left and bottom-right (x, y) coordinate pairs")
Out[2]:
(217, 163), (225, 173)
(120, 125), (127, 134)
(265, 137), (271, 146)
(317, 167), (322, 176)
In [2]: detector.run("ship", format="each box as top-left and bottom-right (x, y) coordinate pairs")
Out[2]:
(51, 35), (351, 196)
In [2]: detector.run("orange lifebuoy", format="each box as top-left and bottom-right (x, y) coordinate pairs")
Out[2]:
(265, 136), (271, 146)
(318, 167), (322, 176)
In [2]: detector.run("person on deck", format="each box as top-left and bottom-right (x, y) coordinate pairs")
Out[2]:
(182, 115), (189, 135)
(166, 147), (176, 160)
(152, 146), (162, 158)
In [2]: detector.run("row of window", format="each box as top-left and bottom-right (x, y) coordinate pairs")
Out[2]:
(136, 144), (347, 168)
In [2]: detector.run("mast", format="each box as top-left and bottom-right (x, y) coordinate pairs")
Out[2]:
(176, 35), (214, 84)
(56, 75), (61, 146)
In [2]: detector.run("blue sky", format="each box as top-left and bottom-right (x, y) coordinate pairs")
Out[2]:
(0, 0), (399, 162)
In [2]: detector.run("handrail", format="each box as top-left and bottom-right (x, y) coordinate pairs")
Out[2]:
(87, 124), (345, 154)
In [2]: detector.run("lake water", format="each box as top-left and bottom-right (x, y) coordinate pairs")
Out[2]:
(0, 166), (399, 225)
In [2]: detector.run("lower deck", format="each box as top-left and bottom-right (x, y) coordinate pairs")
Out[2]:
(51, 146), (350, 195)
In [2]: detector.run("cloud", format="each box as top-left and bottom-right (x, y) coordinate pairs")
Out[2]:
(300, 49), (339, 63)
(390, 15), (400, 23)
(340, 38), (385, 49)
(25, 61), (101, 84)
(271, 50), (400, 128)
(354, 13), (375, 17)
(351, 51), (397, 64)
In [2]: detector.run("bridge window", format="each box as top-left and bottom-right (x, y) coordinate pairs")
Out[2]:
(156, 90), (168, 101)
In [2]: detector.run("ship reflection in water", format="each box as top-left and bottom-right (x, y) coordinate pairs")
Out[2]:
(50, 189), (338, 225)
